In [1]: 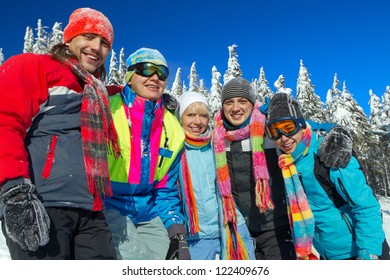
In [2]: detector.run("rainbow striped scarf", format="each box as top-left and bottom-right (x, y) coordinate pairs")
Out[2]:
(181, 129), (212, 235)
(213, 101), (273, 259)
(278, 124), (317, 260)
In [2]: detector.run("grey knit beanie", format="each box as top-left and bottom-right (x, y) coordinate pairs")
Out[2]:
(267, 93), (304, 122)
(221, 77), (256, 105)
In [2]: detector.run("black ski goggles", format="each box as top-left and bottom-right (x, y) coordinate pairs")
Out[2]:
(127, 62), (169, 81)
(265, 117), (306, 140)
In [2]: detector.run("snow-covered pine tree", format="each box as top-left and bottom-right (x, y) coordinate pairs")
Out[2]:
(0, 48), (3, 66)
(368, 89), (389, 196)
(118, 48), (127, 84)
(199, 79), (207, 96)
(381, 86), (390, 131)
(107, 49), (121, 85)
(296, 60), (325, 123)
(333, 81), (378, 191)
(223, 44), (242, 84)
(188, 62), (199, 92)
(369, 90), (384, 131)
(23, 26), (34, 53)
(325, 73), (341, 124)
(256, 67), (274, 103)
(208, 66), (223, 120)
(33, 19), (49, 54)
(170, 68), (183, 100)
(274, 74), (292, 95)
(48, 22), (63, 50)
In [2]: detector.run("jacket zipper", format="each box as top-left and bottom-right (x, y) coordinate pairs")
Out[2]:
(42, 135), (58, 179)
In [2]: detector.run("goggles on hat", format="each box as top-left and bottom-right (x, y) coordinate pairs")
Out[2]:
(127, 62), (169, 81)
(265, 117), (306, 140)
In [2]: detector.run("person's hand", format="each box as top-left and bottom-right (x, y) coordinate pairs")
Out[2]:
(0, 179), (50, 251)
(163, 93), (178, 113)
(165, 233), (191, 260)
(318, 126), (353, 168)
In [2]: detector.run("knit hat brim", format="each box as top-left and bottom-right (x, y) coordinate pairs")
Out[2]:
(178, 91), (208, 118)
(221, 77), (256, 105)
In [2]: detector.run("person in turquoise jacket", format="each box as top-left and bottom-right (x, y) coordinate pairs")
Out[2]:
(177, 91), (255, 260)
(104, 48), (190, 260)
(265, 92), (387, 260)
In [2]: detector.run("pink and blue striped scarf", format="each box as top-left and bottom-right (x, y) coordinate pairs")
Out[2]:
(278, 125), (317, 260)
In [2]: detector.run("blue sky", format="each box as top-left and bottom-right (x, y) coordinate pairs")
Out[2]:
(1, 0), (389, 116)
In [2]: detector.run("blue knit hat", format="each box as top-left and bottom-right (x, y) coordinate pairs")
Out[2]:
(125, 47), (168, 82)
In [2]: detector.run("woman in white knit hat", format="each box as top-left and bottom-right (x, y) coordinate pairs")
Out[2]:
(176, 91), (255, 260)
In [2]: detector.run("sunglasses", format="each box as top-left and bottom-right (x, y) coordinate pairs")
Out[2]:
(265, 117), (306, 140)
(127, 62), (169, 81)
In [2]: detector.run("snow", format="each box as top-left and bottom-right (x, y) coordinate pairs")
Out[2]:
(1, 196), (390, 260)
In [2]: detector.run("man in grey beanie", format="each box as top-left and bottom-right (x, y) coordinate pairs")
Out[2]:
(213, 76), (354, 260)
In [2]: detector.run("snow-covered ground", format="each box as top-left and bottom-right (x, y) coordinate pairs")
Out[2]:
(1, 196), (390, 260)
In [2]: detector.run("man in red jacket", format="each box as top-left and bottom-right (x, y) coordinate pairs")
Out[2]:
(0, 7), (120, 259)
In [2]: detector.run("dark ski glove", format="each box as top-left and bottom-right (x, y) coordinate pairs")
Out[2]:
(0, 179), (50, 251)
(165, 224), (191, 260)
(318, 126), (353, 168)
(163, 93), (178, 113)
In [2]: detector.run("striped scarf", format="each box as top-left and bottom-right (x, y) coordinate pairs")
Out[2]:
(278, 124), (317, 260)
(181, 129), (212, 235)
(213, 101), (272, 259)
(62, 57), (121, 210)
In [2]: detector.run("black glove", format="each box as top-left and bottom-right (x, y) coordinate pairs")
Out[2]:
(0, 180), (50, 251)
(163, 93), (178, 113)
(166, 233), (191, 260)
(318, 126), (353, 168)
(165, 224), (191, 260)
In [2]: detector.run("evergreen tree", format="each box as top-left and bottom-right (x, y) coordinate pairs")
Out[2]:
(199, 79), (207, 96)
(107, 49), (121, 85)
(188, 62), (199, 92)
(368, 89), (383, 131)
(118, 48), (127, 84)
(256, 67), (274, 103)
(325, 73), (341, 123)
(0, 48), (3, 65)
(23, 26), (34, 53)
(48, 22), (63, 50)
(382, 86), (390, 130)
(33, 19), (49, 54)
(223, 44), (242, 84)
(170, 68), (183, 100)
(274, 74), (292, 95)
(208, 66), (222, 119)
(296, 60), (325, 122)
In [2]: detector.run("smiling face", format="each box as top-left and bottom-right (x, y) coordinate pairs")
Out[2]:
(222, 97), (254, 127)
(180, 102), (209, 136)
(274, 129), (304, 154)
(129, 72), (166, 101)
(66, 33), (110, 74)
